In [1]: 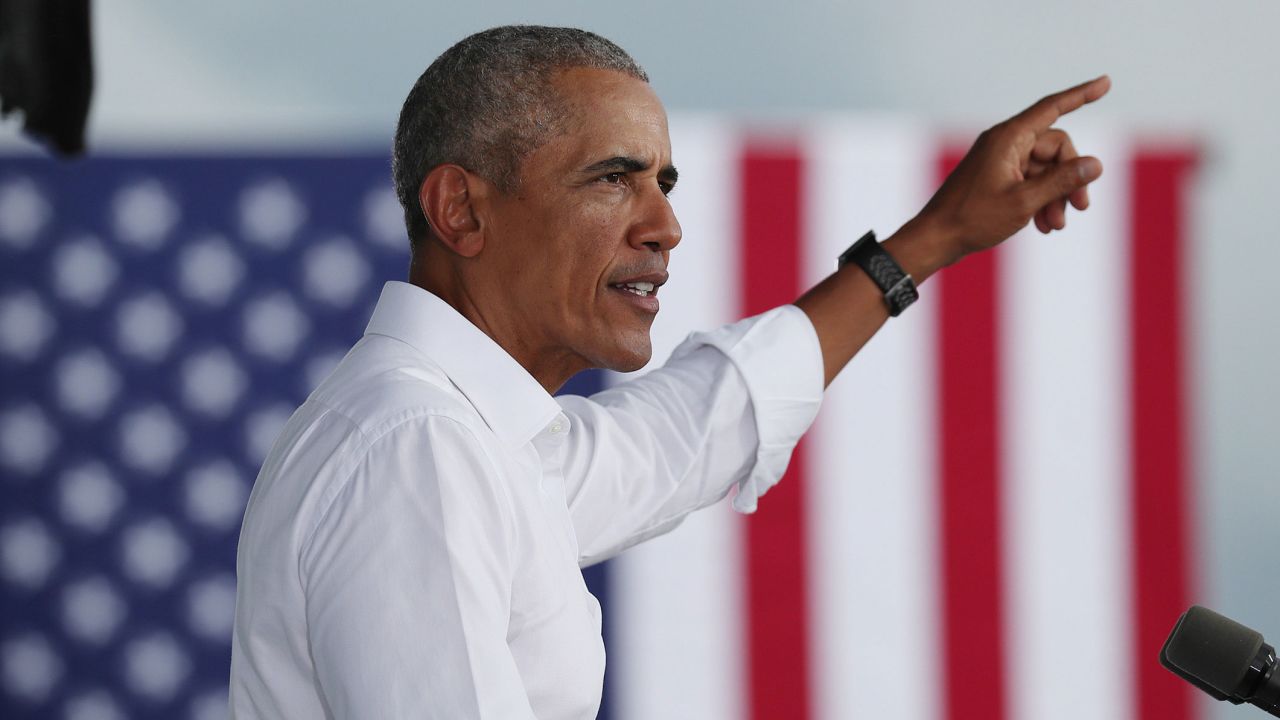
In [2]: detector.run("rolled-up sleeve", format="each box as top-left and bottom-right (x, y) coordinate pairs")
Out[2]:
(688, 304), (825, 512)
(559, 304), (824, 564)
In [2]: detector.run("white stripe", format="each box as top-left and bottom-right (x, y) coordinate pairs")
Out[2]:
(1001, 126), (1133, 720)
(609, 116), (745, 720)
(803, 119), (941, 720)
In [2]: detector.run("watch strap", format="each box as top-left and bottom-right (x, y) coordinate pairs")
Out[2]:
(838, 230), (919, 317)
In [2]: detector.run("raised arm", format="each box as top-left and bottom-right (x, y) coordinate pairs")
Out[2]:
(557, 77), (1111, 558)
(796, 75), (1111, 386)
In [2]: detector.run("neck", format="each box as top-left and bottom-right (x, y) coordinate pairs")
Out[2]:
(410, 250), (583, 394)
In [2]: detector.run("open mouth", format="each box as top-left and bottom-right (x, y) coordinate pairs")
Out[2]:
(612, 281), (657, 297)
(608, 277), (663, 313)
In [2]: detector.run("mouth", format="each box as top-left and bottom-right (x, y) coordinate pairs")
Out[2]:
(608, 271), (668, 314)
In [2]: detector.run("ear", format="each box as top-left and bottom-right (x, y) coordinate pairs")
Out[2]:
(418, 164), (486, 258)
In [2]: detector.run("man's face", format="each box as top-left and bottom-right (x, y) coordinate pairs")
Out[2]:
(479, 67), (681, 379)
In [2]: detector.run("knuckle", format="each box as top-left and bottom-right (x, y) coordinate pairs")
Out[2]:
(984, 122), (1013, 145)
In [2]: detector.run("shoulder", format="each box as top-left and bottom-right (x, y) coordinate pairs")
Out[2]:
(297, 411), (516, 579)
(310, 334), (486, 439)
(242, 334), (507, 562)
(303, 333), (512, 513)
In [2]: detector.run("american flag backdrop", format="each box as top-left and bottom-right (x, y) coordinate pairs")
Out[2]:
(0, 118), (1199, 720)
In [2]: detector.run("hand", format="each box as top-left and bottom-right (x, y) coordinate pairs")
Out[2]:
(916, 75), (1111, 264)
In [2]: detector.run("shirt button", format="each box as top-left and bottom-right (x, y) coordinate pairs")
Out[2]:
(549, 422), (564, 434)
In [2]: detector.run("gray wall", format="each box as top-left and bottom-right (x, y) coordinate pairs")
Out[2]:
(7, 2), (1277, 715)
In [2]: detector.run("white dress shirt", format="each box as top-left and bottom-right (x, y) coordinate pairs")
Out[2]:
(230, 281), (823, 719)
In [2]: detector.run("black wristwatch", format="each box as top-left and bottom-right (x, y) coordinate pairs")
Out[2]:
(838, 230), (918, 317)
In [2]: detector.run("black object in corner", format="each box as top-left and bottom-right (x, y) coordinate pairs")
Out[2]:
(0, 0), (93, 156)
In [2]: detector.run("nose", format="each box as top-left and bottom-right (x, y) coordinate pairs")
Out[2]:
(629, 184), (682, 253)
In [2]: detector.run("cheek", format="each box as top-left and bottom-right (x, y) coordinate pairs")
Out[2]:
(526, 197), (628, 313)
(529, 237), (605, 319)
(568, 219), (625, 293)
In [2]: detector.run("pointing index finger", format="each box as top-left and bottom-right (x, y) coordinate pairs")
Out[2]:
(1013, 75), (1111, 132)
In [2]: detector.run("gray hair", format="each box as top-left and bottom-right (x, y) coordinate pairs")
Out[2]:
(391, 25), (649, 247)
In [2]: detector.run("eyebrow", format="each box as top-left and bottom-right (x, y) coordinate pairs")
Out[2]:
(581, 155), (679, 186)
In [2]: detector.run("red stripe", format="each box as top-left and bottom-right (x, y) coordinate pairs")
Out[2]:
(935, 148), (1008, 720)
(740, 144), (811, 720)
(1130, 148), (1199, 720)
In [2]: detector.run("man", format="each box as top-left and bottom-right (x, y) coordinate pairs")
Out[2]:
(230, 25), (1108, 719)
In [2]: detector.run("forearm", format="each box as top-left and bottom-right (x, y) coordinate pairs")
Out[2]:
(792, 215), (957, 388)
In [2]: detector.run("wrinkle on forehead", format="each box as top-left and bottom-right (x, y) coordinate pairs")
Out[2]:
(554, 68), (669, 137)
(510, 67), (672, 187)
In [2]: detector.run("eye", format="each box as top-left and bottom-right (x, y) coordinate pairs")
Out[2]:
(658, 180), (675, 196)
(599, 172), (626, 185)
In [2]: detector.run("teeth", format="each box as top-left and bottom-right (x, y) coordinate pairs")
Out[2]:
(614, 281), (656, 298)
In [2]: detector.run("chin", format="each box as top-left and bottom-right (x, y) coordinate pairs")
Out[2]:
(596, 335), (653, 373)
(609, 355), (650, 373)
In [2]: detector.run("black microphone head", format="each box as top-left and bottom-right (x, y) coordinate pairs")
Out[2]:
(1162, 605), (1265, 698)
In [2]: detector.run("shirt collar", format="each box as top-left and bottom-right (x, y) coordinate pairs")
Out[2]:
(363, 281), (562, 450)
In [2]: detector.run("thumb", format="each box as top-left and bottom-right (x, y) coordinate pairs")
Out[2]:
(1024, 156), (1103, 210)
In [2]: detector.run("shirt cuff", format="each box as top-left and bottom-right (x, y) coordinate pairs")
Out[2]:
(672, 304), (824, 513)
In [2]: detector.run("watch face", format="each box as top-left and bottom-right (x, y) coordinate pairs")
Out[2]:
(838, 231), (877, 269)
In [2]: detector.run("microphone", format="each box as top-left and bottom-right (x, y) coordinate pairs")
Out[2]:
(1162, 605), (1280, 716)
